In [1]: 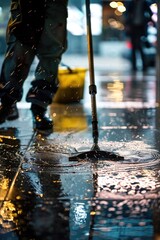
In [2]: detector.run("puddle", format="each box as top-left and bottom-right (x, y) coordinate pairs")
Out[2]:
(20, 138), (160, 201)
(23, 138), (160, 167)
(22, 150), (91, 172)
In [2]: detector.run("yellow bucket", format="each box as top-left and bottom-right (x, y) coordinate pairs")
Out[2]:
(53, 67), (87, 103)
(50, 104), (88, 132)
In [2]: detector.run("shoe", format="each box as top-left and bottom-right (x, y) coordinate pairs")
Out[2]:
(31, 104), (53, 131)
(33, 114), (53, 131)
(0, 104), (19, 124)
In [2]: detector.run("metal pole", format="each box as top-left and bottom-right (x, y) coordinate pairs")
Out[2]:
(85, 0), (99, 149)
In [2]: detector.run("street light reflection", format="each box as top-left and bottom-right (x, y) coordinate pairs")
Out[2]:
(107, 80), (124, 102)
(0, 200), (17, 231)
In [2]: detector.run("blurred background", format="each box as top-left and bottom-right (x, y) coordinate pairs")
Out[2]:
(0, 0), (158, 67)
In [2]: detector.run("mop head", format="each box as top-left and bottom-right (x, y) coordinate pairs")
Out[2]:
(69, 150), (124, 161)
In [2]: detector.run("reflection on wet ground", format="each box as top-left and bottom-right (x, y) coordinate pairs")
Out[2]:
(0, 56), (160, 239)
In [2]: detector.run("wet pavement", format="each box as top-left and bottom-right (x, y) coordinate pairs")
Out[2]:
(0, 54), (160, 240)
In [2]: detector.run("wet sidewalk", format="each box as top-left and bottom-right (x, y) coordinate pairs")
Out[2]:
(0, 54), (160, 240)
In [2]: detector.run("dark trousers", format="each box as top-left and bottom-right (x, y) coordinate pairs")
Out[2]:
(130, 25), (147, 71)
(0, 1), (68, 108)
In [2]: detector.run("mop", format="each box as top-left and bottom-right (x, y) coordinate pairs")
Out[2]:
(69, 0), (124, 161)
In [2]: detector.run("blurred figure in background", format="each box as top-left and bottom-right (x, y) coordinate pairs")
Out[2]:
(125, 0), (153, 72)
(0, 0), (68, 132)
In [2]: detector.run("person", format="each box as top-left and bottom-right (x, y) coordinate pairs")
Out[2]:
(125, 0), (153, 72)
(0, 0), (68, 131)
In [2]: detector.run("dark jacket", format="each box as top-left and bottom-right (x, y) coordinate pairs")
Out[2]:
(125, 0), (153, 36)
(7, 0), (46, 46)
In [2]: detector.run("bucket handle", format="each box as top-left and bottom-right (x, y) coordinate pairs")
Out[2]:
(60, 62), (73, 73)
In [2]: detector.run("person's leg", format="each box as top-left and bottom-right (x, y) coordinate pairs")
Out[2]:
(26, 1), (68, 108)
(26, 1), (68, 131)
(0, 35), (35, 123)
(136, 26), (147, 71)
(130, 35), (137, 71)
(139, 39), (147, 71)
